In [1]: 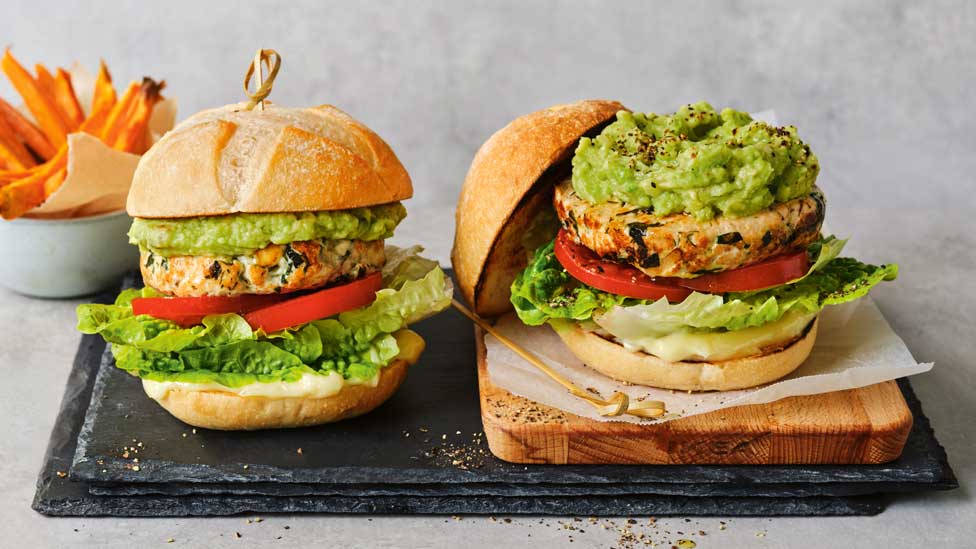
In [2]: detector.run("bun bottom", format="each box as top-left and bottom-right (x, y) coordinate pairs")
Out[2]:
(147, 331), (424, 430)
(553, 318), (818, 391)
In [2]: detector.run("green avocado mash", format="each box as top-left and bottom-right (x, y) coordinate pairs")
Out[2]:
(129, 202), (407, 257)
(571, 102), (820, 220)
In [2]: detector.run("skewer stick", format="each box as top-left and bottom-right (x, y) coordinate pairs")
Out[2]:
(243, 49), (281, 111)
(451, 299), (666, 419)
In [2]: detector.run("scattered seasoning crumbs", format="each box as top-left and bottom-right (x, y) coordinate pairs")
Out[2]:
(419, 431), (487, 470)
(166, 538), (174, 544)
(235, 532), (241, 539)
(486, 516), (730, 547)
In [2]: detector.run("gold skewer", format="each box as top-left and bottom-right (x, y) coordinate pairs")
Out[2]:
(451, 299), (666, 419)
(243, 49), (281, 111)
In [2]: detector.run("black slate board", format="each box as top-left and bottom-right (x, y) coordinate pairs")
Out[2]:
(34, 274), (957, 517)
(33, 328), (895, 517)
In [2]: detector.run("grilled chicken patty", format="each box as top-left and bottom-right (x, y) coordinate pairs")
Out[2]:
(141, 239), (385, 297)
(554, 178), (825, 278)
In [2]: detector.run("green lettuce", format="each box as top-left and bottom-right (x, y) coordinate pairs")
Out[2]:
(77, 247), (452, 387)
(511, 236), (896, 333)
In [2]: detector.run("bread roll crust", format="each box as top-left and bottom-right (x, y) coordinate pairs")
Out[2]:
(127, 103), (412, 218)
(553, 318), (819, 391)
(150, 359), (411, 430)
(451, 100), (625, 317)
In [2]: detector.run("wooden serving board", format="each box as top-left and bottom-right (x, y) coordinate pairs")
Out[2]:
(476, 328), (913, 465)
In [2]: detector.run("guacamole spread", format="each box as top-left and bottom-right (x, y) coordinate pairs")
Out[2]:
(571, 102), (819, 220)
(129, 203), (406, 257)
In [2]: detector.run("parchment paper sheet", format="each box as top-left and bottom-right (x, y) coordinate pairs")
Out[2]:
(485, 298), (932, 424)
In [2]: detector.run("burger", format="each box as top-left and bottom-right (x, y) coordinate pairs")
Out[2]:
(453, 100), (897, 391)
(77, 102), (452, 429)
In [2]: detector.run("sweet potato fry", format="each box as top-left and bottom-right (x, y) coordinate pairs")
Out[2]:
(1, 50), (68, 148)
(0, 145), (67, 219)
(99, 81), (138, 145)
(54, 68), (85, 129)
(33, 65), (67, 126)
(0, 168), (32, 187)
(42, 166), (67, 197)
(0, 96), (56, 160)
(80, 61), (117, 136)
(0, 120), (35, 171)
(112, 78), (165, 153)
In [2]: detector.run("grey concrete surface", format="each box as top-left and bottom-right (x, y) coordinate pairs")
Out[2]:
(0, 0), (973, 546)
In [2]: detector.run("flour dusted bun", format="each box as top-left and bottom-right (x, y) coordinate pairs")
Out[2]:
(554, 318), (819, 391)
(127, 102), (412, 217)
(451, 100), (625, 317)
(147, 330), (425, 430)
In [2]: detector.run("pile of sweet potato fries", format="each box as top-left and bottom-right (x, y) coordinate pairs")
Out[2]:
(0, 50), (165, 219)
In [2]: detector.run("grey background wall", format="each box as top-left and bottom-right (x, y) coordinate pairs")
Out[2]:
(2, 2), (974, 544)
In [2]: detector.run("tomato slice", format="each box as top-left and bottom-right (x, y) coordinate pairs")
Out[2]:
(132, 294), (283, 327)
(554, 229), (692, 302)
(675, 249), (809, 293)
(132, 272), (384, 331)
(243, 272), (383, 333)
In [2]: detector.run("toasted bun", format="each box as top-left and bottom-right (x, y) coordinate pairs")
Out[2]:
(147, 330), (425, 430)
(127, 102), (412, 218)
(553, 318), (819, 391)
(451, 100), (625, 317)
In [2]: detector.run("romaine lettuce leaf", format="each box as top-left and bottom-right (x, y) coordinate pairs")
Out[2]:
(77, 247), (452, 386)
(511, 236), (897, 334)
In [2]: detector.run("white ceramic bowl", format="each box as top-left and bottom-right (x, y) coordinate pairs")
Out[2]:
(0, 210), (138, 298)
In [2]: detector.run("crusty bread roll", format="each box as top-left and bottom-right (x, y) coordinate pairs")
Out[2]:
(553, 319), (819, 391)
(147, 329), (425, 430)
(451, 100), (625, 317)
(127, 102), (412, 217)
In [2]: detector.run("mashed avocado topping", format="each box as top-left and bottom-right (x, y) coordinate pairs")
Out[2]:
(129, 203), (406, 257)
(571, 102), (819, 220)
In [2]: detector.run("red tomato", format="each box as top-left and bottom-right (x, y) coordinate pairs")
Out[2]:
(131, 272), (383, 330)
(675, 249), (810, 293)
(132, 294), (282, 327)
(243, 272), (383, 333)
(554, 230), (692, 302)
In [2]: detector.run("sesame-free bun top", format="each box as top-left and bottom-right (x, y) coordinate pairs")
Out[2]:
(451, 100), (625, 317)
(127, 102), (412, 218)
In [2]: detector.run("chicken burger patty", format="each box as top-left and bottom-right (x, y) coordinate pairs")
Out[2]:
(554, 178), (825, 278)
(141, 239), (386, 297)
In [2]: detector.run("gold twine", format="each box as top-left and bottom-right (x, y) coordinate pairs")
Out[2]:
(243, 49), (281, 111)
(451, 299), (666, 419)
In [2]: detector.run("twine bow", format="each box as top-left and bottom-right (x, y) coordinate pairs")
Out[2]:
(452, 300), (666, 419)
(243, 49), (281, 111)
